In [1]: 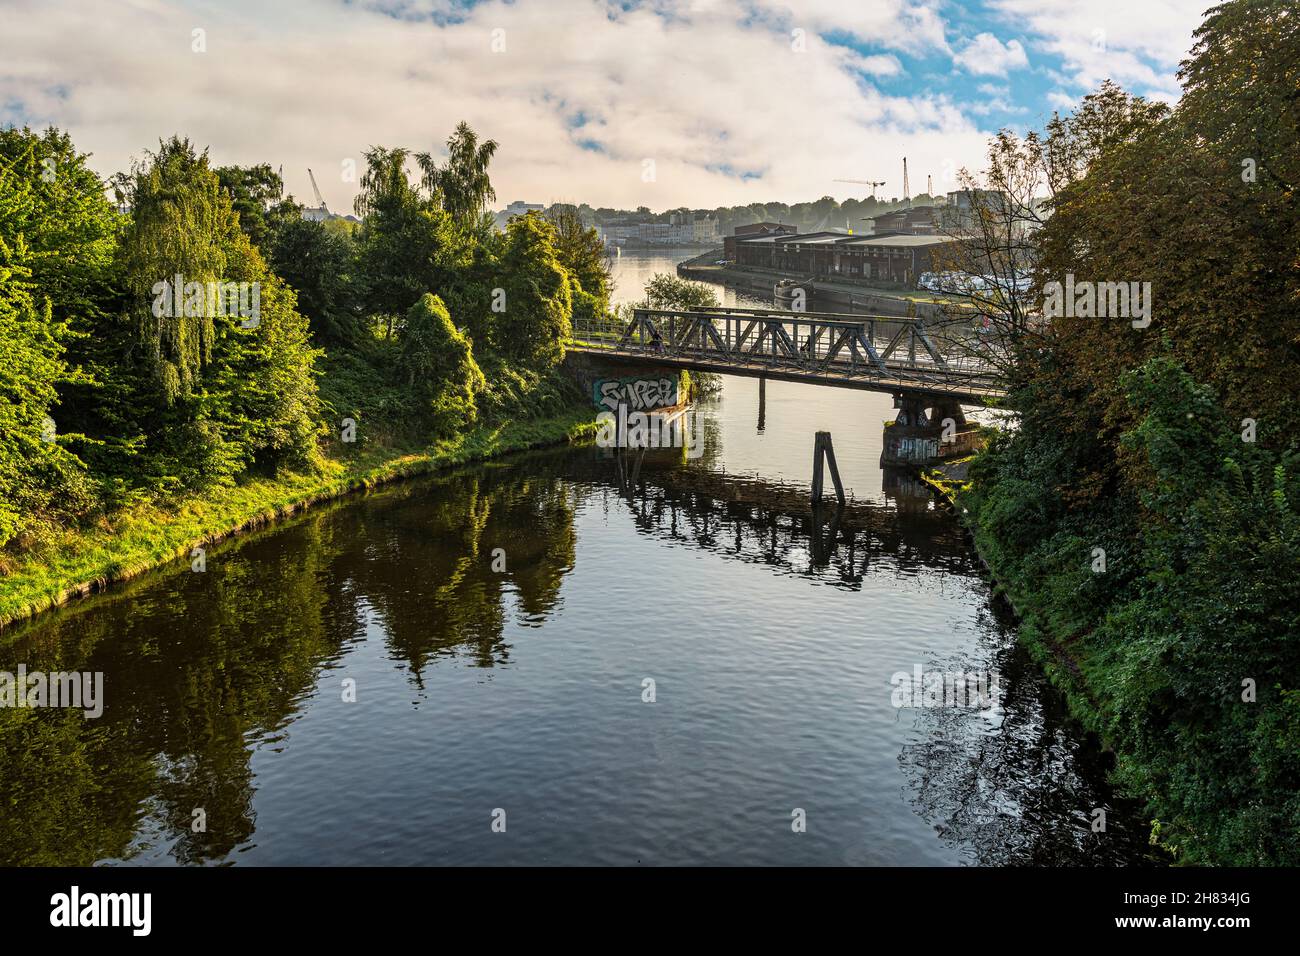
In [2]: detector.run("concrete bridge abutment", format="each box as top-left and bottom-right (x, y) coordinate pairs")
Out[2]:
(562, 352), (694, 414)
(881, 392), (982, 468)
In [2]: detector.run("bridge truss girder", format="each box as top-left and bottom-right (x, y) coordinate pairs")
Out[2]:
(582, 306), (1004, 404)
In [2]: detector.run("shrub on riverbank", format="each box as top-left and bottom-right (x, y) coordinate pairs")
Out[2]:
(0, 407), (599, 632)
(398, 293), (486, 437)
(0, 121), (603, 561)
(960, 0), (1300, 865)
(965, 357), (1300, 865)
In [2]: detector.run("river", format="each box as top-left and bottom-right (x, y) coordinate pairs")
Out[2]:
(0, 249), (1155, 866)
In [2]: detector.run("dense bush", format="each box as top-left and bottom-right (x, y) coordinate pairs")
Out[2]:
(398, 293), (485, 439)
(963, 0), (1300, 864)
(0, 121), (606, 552)
(971, 358), (1300, 864)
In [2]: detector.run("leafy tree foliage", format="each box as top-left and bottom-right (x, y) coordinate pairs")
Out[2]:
(112, 137), (321, 485)
(398, 293), (485, 438)
(641, 272), (719, 311)
(270, 217), (363, 347)
(0, 127), (119, 330)
(490, 213), (572, 372)
(0, 127), (112, 545)
(418, 121), (498, 224)
(543, 204), (612, 337)
(965, 0), (1300, 864)
(215, 163), (301, 252)
(0, 119), (593, 572)
(353, 146), (459, 333)
(0, 232), (93, 547)
(0, 127), (121, 472)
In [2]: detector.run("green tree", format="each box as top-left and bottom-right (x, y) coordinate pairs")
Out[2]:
(215, 163), (301, 252)
(417, 121), (499, 225)
(641, 272), (719, 311)
(0, 126), (121, 474)
(545, 203), (611, 312)
(0, 230), (94, 546)
(353, 146), (459, 335)
(112, 137), (321, 485)
(270, 217), (362, 347)
(544, 203), (612, 339)
(963, 0), (1300, 864)
(0, 127), (119, 332)
(397, 293), (485, 437)
(491, 213), (572, 371)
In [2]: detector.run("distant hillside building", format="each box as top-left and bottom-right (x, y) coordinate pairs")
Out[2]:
(598, 213), (719, 247)
(597, 220), (641, 244)
(692, 215), (720, 243)
(494, 200), (545, 230)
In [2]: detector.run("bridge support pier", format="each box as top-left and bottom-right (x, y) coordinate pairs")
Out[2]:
(881, 392), (981, 468)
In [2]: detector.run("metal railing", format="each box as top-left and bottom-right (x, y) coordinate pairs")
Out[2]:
(569, 306), (1007, 400)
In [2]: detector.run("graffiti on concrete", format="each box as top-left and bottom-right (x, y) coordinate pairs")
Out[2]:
(595, 405), (704, 459)
(593, 376), (678, 412)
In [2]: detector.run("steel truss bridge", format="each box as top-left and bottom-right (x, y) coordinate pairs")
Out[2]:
(569, 306), (1006, 405)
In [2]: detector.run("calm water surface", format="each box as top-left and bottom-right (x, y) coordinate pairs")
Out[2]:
(0, 252), (1155, 866)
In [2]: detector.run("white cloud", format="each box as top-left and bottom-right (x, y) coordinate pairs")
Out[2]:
(836, 51), (906, 78)
(988, 0), (1206, 99)
(954, 32), (1029, 76)
(0, 0), (990, 211)
(966, 97), (1028, 117)
(746, 0), (952, 56)
(1046, 90), (1078, 111)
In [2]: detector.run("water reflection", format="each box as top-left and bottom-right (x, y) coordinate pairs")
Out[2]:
(5, 442), (1154, 868)
(585, 449), (972, 584)
(0, 465), (576, 865)
(341, 471), (577, 672)
(898, 601), (1160, 865)
(0, 438), (1153, 866)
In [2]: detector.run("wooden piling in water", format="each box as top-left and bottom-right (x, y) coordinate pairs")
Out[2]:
(811, 431), (847, 508)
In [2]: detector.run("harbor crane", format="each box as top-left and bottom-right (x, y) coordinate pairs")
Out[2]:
(833, 178), (886, 200)
(307, 168), (329, 215)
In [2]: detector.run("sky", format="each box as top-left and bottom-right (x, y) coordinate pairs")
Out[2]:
(0, 0), (1212, 213)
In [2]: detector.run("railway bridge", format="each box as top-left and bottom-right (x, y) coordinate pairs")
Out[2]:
(568, 305), (1006, 466)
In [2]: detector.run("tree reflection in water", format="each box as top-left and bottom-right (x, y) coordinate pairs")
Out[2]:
(896, 602), (1159, 865)
(0, 460), (577, 865)
(0, 444), (1157, 866)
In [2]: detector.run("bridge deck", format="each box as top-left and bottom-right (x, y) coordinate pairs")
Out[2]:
(569, 306), (1006, 405)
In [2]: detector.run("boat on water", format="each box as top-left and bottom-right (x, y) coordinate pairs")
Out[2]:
(774, 277), (814, 303)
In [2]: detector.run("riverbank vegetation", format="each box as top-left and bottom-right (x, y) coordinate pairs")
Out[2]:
(956, 0), (1299, 864)
(0, 121), (610, 623)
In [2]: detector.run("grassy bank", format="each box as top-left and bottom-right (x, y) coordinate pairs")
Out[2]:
(0, 407), (598, 633)
(923, 466), (1099, 710)
(929, 448), (1151, 718)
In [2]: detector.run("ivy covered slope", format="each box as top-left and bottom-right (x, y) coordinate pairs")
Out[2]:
(0, 121), (611, 627)
(960, 0), (1299, 865)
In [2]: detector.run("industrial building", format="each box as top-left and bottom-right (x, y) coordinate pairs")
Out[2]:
(732, 230), (960, 286)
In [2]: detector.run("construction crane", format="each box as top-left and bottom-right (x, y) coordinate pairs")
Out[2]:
(833, 178), (886, 199)
(307, 168), (329, 215)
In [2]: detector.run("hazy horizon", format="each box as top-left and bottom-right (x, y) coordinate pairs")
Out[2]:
(2, 0), (1207, 212)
